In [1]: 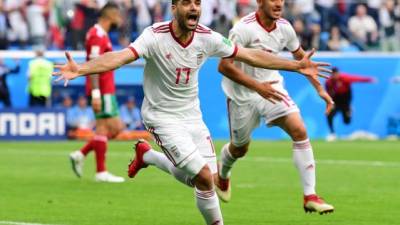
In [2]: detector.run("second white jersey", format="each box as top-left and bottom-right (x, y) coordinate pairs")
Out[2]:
(222, 12), (300, 105)
(130, 21), (237, 124)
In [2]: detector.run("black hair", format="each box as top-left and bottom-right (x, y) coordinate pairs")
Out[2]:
(99, 2), (119, 18)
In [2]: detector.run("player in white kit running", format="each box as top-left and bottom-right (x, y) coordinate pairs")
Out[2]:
(53, 0), (331, 224)
(215, 0), (335, 215)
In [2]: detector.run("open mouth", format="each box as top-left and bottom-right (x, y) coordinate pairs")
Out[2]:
(187, 14), (199, 26)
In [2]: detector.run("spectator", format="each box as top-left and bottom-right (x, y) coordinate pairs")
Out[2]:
(119, 97), (143, 131)
(134, 0), (154, 34)
(66, 95), (95, 130)
(200, 0), (218, 27)
(0, 4), (8, 49)
(396, 0), (400, 32)
(3, 0), (29, 48)
(293, 18), (320, 50)
(70, 1), (98, 50)
(152, 1), (164, 23)
(59, 94), (73, 131)
(325, 67), (376, 141)
(348, 4), (379, 49)
(379, 0), (399, 51)
(116, 0), (134, 47)
(327, 26), (351, 51)
(0, 58), (20, 108)
(367, 0), (382, 27)
(293, 0), (317, 27)
(26, 0), (49, 50)
(315, 0), (335, 31)
(27, 50), (54, 107)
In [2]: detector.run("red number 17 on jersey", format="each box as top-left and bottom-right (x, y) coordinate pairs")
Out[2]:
(175, 68), (191, 85)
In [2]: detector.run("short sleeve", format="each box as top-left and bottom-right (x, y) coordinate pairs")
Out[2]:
(129, 27), (155, 59)
(228, 22), (250, 47)
(285, 24), (301, 52)
(208, 31), (238, 58)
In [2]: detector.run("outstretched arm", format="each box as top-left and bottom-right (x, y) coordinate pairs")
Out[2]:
(292, 48), (334, 114)
(53, 48), (137, 86)
(342, 73), (375, 83)
(218, 58), (285, 103)
(234, 47), (331, 80)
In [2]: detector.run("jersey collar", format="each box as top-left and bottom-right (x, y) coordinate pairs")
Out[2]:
(169, 21), (195, 48)
(255, 12), (277, 33)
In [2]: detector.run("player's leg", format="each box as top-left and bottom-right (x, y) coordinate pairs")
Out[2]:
(128, 123), (223, 224)
(188, 122), (224, 225)
(273, 112), (334, 214)
(69, 119), (107, 178)
(128, 139), (194, 187)
(92, 94), (124, 182)
(342, 103), (352, 125)
(193, 164), (223, 225)
(216, 99), (259, 202)
(326, 106), (338, 141)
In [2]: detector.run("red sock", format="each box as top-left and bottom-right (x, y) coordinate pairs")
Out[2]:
(80, 139), (95, 156)
(93, 135), (108, 172)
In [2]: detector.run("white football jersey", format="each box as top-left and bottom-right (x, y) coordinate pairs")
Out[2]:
(222, 12), (300, 105)
(130, 21), (237, 124)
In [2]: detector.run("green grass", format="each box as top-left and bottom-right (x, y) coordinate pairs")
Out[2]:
(0, 140), (399, 225)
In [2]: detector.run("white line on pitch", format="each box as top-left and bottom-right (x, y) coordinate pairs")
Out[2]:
(0, 221), (62, 225)
(2, 149), (400, 168)
(245, 157), (400, 167)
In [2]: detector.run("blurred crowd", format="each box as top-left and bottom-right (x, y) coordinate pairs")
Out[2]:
(0, 0), (400, 52)
(58, 94), (143, 132)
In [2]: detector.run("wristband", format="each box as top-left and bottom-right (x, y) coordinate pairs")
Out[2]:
(91, 89), (101, 99)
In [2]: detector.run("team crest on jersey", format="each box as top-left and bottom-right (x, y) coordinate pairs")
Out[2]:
(166, 53), (173, 60)
(197, 53), (204, 65)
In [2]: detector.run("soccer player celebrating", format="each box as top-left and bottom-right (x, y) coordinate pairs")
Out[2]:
(69, 3), (125, 183)
(53, 0), (331, 223)
(215, 0), (335, 214)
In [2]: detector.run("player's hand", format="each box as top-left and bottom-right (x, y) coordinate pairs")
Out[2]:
(297, 49), (331, 80)
(91, 97), (102, 113)
(52, 52), (80, 87)
(256, 80), (285, 104)
(318, 90), (334, 115)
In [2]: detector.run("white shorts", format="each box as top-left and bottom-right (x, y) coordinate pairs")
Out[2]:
(228, 91), (299, 147)
(145, 120), (217, 178)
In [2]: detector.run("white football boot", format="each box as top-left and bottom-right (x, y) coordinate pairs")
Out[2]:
(95, 171), (125, 183)
(69, 150), (85, 178)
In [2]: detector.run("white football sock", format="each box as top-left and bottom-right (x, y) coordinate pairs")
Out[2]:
(292, 139), (316, 196)
(219, 143), (237, 179)
(143, 149), (193, 187)
(195, 188), (224, 225)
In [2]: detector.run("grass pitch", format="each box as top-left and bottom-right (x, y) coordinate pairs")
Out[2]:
(0, 140), (399, 225)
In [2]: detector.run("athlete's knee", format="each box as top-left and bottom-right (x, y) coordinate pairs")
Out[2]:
(194, 165), (213, 191)
(344, 116), (351, 124)
(229, 144), (249, 159)
(95, 124), (108, 136)
(290, 125), (308, 141)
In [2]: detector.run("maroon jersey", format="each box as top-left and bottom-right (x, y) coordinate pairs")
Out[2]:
(85, 24), (115, 96)
(325, 73), (373, 97)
